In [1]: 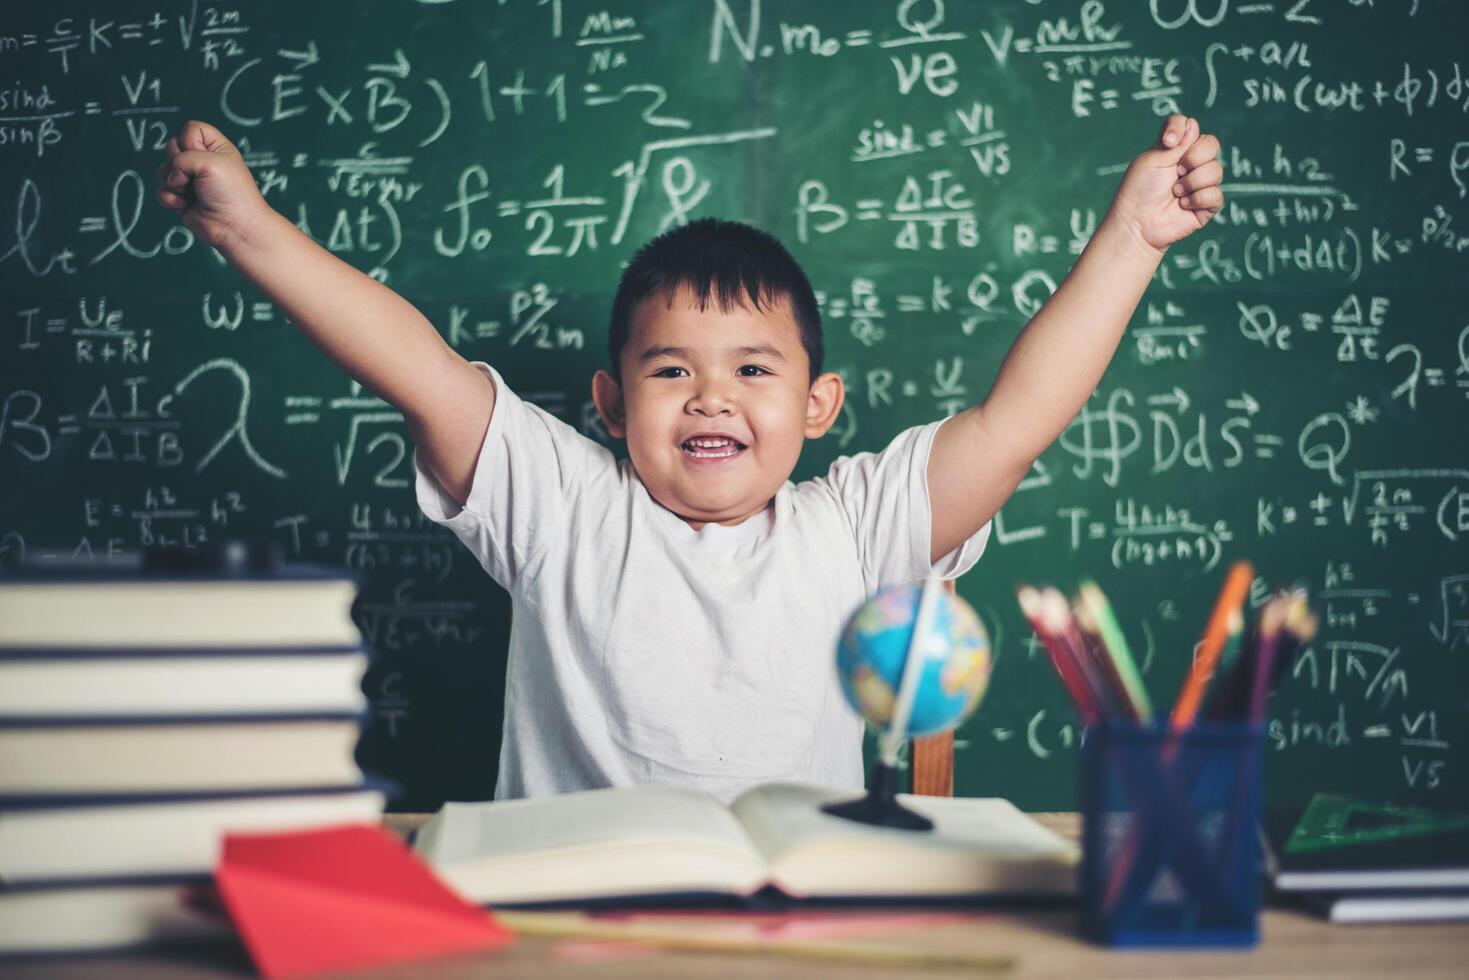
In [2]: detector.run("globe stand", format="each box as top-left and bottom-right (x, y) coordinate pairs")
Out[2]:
(823, 572), (951, 834)
(821, 756), (933, 830)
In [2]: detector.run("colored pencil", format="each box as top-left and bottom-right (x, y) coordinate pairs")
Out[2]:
(1017, 586), (1100, 724)
(1049, 588), (1132, 721)
(1198, 609), (1245, 720)
(1075, 582), (1152, 723)
(1016, 587), (1098, 725)
(1203, 622), (1256, 722)
(1169, 561), (1254, 731)
(1245, 597), (1288, 723)
(1270, 588), (1317, 688)
(1218, 593), (1294, 878)
(1044, 589), (1115, 718)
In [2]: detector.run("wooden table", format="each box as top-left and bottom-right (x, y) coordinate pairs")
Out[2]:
(8, 814), (1468, 979)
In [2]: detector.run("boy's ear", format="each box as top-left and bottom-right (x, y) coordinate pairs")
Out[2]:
(592, 369), (627, 439)
(804, 371), (845, 439)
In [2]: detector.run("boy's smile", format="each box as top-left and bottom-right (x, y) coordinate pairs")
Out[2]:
(593, 285), (844, 531)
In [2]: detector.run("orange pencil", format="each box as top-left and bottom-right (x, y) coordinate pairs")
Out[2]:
(1168, 561), (1253, 731)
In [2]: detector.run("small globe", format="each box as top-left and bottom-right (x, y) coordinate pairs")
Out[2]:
(836, 581), (992, 738)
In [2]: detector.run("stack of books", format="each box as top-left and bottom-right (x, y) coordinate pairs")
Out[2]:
(0, 550), (385, 954)
(1262, 793), (1469, 924)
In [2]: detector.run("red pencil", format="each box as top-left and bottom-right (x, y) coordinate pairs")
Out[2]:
(1017, 585), (1101, 724)
(1042, 589), (1117, 720)
(1048, 587), (1134, 721)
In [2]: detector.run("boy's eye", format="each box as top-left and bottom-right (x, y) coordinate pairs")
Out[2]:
(738, 365), (770, 377)
(652, 366), (688, 378)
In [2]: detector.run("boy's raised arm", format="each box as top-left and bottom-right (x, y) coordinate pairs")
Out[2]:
(927, 114), (1223, 563)
(155, 120), (494, 507)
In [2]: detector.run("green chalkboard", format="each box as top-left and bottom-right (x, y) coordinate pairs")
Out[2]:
(3, 1), (1466, 811)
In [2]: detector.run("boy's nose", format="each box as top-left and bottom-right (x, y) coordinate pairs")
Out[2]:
(687, 381), (736, 416)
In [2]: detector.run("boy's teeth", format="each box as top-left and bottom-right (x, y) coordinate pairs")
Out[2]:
(682, 437), (743, 457)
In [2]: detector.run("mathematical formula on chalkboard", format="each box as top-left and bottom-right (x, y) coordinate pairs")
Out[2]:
(3, 1), (1466, 809)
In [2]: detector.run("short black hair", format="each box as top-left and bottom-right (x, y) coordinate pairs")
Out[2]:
(607, 218), (823, 383)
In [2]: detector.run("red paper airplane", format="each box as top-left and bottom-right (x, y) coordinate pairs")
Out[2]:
(215, 823), (513, 979)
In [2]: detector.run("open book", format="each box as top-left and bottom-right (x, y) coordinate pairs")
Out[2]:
(414, 782), (1078, 906)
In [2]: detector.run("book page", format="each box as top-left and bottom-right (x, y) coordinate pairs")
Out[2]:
(730, 782), (1078, 898)
(421, 784), (759, 861)
(729, 782), (862, 862)
(415, 784), (768, 904)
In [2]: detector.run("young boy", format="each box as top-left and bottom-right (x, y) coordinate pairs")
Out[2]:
(156, 115), (1222, 803)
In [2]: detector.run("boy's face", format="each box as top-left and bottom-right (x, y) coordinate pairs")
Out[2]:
(593, 285), (844, 529)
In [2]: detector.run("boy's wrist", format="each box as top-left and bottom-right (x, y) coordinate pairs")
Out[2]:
(220, 200), (289, 261)
(1095, 210), (1168, 267)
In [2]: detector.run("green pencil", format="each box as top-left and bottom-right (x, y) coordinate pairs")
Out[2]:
(1076, 581), (1152, 722)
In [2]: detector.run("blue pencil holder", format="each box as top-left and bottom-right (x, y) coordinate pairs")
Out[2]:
(1079, 719), (1264, 947)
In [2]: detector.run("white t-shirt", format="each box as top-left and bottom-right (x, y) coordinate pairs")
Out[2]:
(413, 363), (992, 803)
